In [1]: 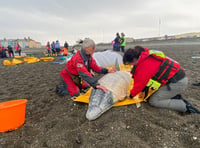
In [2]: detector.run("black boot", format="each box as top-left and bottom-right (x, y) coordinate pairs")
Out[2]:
(171, 94), (183, 99)
(56, 85), (69, 96)
(183, 99), (200, 114)
(172, 95), (200, 114)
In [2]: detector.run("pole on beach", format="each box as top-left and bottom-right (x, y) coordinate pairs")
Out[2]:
(159, 18), (161, 37)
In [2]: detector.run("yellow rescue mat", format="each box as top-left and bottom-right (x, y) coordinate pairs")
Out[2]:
(3, 60), (13, 66)
(3, 59), (24, 66)
(40, 57), (55, 62)
(74, 64), (157, 106)
(74, 82), (157, 107)
(23, 57), (40, 63)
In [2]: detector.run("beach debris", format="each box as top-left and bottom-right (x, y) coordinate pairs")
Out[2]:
(75, 134), (82, 144)
(52, 55), (72, 65)
(192, 136), (197, 140)
(192, 82), (200, 86)
(192, 56), (200, 59)
(136, 102), (141, 108)
(0, 138), (3, 142)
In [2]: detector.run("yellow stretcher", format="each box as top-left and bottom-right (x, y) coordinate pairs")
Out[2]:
(74, 64), (157, 106)
(74, 84), (157, 107)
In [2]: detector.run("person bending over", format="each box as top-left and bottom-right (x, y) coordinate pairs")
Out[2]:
(123, 46), (200, 114)
(56, 38), (115, 97)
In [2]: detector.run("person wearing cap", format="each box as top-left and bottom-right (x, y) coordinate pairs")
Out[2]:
(56, 38), (116, 97)
(123, 46), (200, 114)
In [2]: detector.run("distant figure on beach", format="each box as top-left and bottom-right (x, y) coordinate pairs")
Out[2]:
(113, 32), (121, 51)
(46, 41), (51, 56)
(64, 41), (69, 49)
(7, 45), (14, 58)
(56, 38), (116, 97)
(0, 46), (7, 58)
(62, 41), (69, 56)
(55, 40), (61, 55)
(120, 32), (126, 52)
(62, 47), (68, 56)
(111, 40), (115, 49)
(0, 43), (3, 58)
(15, 43), (22, 56)
(71, 39), (83, 54)
(51, 41), (56, 55)
(123, 46), (200, 114)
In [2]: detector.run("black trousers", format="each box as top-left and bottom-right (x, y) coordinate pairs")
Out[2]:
(121, 46), (125, 52)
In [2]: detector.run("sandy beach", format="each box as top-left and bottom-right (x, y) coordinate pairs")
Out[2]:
(0, 40), (200, 148)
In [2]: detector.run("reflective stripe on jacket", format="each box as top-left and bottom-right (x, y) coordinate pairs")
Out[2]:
(120, 36), (126, 46)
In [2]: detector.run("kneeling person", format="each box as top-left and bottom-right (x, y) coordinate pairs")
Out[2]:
(56, 38), (115, 97)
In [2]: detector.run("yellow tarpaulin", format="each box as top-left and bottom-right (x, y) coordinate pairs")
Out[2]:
(74, 64), (157, 106)
(3, 56), (55, 66)
(3, 59), (24, 66)
(12, 58), (24, 64)
(40, 57), (55, 62)
(74, 88), (143, 106)
(74, 86), (157, 106)
(3, 60), (13, 66)
(24, 57), (40, 63)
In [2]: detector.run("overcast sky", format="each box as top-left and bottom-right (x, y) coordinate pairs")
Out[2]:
(0, 0), (200, 45)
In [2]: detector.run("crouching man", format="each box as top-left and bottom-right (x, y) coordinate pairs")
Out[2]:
(56, 38), (115, 97)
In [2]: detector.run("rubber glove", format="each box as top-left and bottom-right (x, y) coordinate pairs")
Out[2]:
(108, 67), (117, 73)
(139, 92), (145, 99)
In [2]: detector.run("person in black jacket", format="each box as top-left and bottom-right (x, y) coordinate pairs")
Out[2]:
(113, 33), (121, 51)
(7, 45), (14, 58)
(64, 41), (69, 49)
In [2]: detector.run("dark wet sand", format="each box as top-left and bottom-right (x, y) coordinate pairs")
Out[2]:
(0, 41), (200, 148)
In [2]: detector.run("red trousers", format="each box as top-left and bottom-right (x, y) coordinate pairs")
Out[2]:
(60, 69), (89, 96)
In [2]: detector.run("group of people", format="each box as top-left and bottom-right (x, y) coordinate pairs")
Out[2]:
(46, 40), (69, 56)
(0, 43), (21, 58)
(56, 37), (199, 117)
(112, 32), (126, 52)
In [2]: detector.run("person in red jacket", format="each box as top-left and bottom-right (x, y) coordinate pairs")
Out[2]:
(16, 43), (22, 56)
(56, 38), (115, 97)
(46, 41), (51, 56)
(123, 46), (200, 114)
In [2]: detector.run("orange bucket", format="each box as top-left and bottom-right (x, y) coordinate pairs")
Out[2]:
(0, 99), (28, 132)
